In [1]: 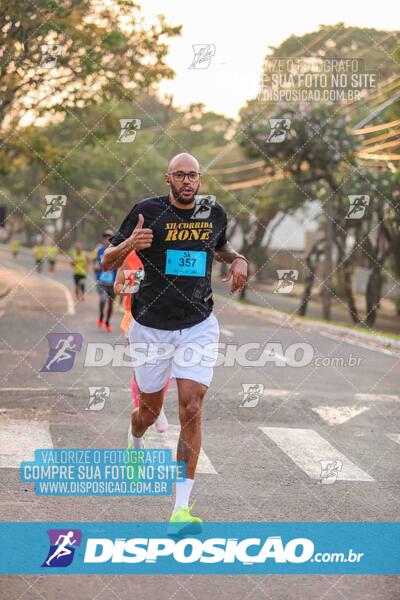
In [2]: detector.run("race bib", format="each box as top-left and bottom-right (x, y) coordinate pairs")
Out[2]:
(99, 270), (115, 284)
(165, 249), (206, 277)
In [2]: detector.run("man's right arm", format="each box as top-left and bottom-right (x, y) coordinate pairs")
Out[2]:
(101, 237), (136, 271)
(101, 212), (153, 271)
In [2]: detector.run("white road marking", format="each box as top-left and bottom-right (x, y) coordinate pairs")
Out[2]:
(0, 387), (51, 392)
(262, 389), (298, 397)
(355, 393), (400, 403)
(264, 351), (289, 363)
(0, 418), (53, 468)
(259, 426), (374, 481)
(237, 389), (298, 398)
(387, 434), (400, 445)
(49, 278), (75, 315)
(0, 386), (89, 393)
(319, 331), (398, 356)
(145, 424), (217, 474)
(220, 328), (234, 338)
(312, 405), (370, 425)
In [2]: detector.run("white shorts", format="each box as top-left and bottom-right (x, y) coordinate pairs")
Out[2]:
(128, 313), (220, 393)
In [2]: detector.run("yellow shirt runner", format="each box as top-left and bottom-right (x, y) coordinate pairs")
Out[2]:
(70, 250), (88, 276)
(33, 245), (46, 261)
(47, 246), (58, 262)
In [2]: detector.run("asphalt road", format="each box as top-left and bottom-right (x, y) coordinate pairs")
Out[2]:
(0, 250), (400, 599)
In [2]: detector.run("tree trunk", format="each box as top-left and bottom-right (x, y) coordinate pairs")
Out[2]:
(335, 234), (360, 324)
(342, 255), (360, 324)
(365, 266), (383, 327)
(297, 238), (325, 316)
(361, 224), (391, 328)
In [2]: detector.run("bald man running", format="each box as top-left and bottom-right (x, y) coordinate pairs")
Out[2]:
(102, 153), (248, 531)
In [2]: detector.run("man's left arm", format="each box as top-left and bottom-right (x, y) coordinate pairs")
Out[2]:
(215, 241), (249, 294)
(215, 240), (246, 264)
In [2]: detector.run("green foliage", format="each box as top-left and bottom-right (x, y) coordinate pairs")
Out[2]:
(1, 94), (234, 248)
(0, 0), (181, 172)
(268, 23), (400, 80)
(239, 102), (359, 184)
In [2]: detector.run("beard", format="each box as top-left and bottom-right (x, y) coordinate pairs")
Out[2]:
(170, 180), (200, 204)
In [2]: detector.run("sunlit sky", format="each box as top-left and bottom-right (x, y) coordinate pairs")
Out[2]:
(141, 0), (397, 117)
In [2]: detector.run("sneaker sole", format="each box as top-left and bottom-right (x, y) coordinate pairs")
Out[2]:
(167, 521), (202, 537)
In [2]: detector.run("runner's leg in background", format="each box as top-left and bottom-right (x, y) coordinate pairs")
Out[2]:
(97, 284), (106, 326)
(105, 295), (113, 327)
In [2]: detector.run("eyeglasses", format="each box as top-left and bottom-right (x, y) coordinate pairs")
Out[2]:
(168, 171), (201, 182)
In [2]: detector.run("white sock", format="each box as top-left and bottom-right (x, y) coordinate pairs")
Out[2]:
(174, 478), (194, 510)
(132, 432), (144, 449)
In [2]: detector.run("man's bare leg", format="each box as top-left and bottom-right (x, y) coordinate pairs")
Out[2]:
(131, 388), (164, 444)
(175, 378), (207, 510)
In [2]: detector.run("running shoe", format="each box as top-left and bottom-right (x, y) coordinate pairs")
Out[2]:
(167, 501), (202, 536)
(105, 324), (111, 332)
(153, 407), (169, 433)
(97, 320), (103, 328)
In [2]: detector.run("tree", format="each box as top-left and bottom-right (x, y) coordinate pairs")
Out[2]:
(239, 101), (360, 318)
(267, 23), (400, 81)
(0, 0), (181, 173)
(2, 95), (235, 249)
(350, 169), (400, 327)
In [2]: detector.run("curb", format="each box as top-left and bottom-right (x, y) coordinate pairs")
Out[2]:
(215, 292), (400, 353)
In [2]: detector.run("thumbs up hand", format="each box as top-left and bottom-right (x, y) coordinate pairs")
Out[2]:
(129, 214), (153, 250)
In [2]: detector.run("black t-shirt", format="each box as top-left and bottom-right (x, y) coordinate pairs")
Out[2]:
(111, 195), (228, 330)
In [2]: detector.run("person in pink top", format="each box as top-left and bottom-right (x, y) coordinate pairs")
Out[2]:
(114, 250), (170, 433)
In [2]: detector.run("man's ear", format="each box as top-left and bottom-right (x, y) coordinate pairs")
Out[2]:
(164, 173), (170, 185)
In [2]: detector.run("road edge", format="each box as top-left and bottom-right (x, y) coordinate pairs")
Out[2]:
(214, 292), (400, 353)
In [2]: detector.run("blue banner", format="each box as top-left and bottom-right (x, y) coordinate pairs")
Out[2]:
(0, 522), (399, 574)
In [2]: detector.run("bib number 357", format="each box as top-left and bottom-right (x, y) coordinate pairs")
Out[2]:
(165, 249), (206, 277)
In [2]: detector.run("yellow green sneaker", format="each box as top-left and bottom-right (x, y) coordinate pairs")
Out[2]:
(167, 501), (202, 537)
